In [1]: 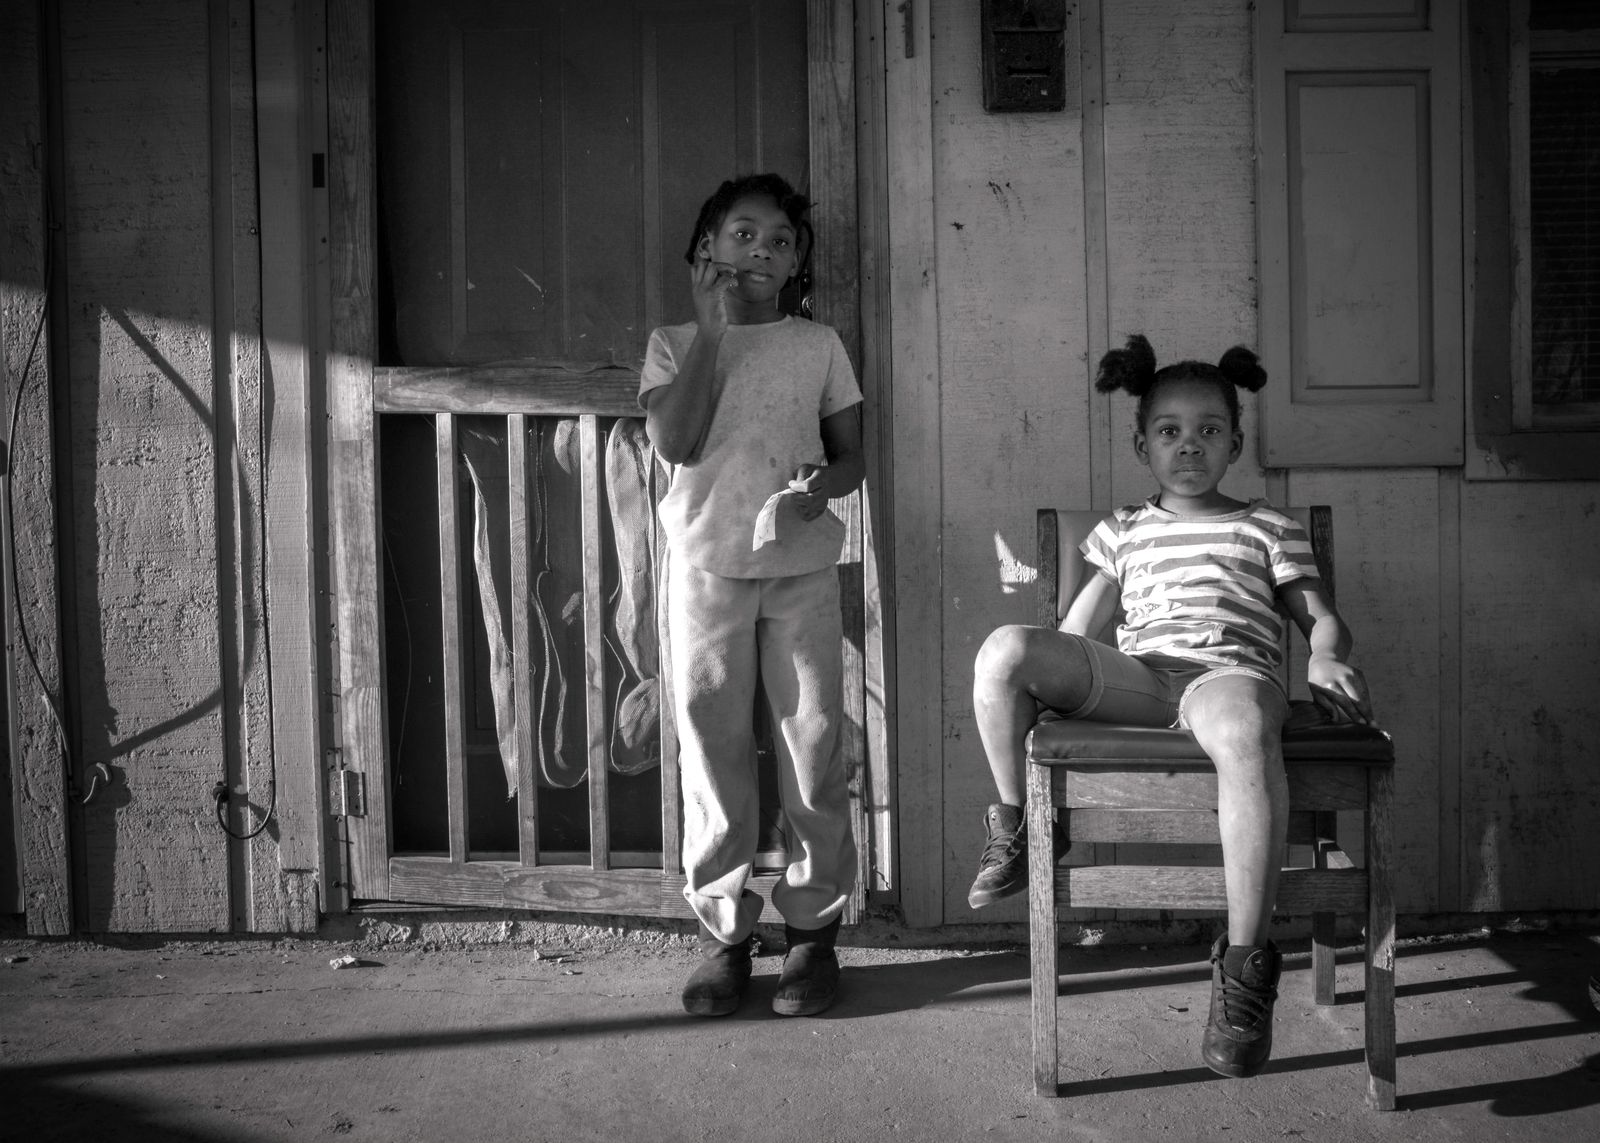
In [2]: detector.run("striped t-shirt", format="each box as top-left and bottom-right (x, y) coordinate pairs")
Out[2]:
(1080, 498), (1320, 673)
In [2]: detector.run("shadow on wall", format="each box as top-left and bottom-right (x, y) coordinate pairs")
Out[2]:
(72, 308), (257, 931)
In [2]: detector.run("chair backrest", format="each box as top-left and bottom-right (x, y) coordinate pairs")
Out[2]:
(1035, 505), (1335, 639)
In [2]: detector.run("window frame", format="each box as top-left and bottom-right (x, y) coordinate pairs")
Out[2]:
(1509, 3), (1600, 432)
(1467, 0), (1600, 478)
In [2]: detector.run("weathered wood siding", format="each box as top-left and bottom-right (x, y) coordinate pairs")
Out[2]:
(1, 0), (70, 933)
(58, 0), (230, 931)
(928, 0), (1090, 923)
(919, 0), (1600, 924)
(1457, 483), (1600, 911)
(4, 0), (1594, 935)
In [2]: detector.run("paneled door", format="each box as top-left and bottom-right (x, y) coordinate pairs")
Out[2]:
(324, 0), (874, 920)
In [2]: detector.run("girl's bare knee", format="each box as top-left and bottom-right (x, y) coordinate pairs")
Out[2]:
(1191, 711), (1282, 774)
(1207, 739), (1283, 781)
(974, 624), (1036, 686)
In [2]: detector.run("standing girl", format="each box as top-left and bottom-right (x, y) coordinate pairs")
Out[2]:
(966, 334), (1372, 1076)
(640, 173), (864, 1018)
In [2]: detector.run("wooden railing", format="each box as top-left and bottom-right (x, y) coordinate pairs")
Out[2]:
(340, 361), (865, 917)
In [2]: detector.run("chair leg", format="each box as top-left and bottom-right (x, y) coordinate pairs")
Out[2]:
(1026, 760), (1059, 1097)
(1312, 912), (1336, 1004)
(1311, 811), (1338, 1005)
(1364, 767), (1397, 1111)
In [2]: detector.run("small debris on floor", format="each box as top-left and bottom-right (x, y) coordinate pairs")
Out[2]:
(329, 955), (361, 970)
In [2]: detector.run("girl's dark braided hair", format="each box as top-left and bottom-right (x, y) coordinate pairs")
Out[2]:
(683, 174), (815, 314)
(1094, 333), (1267, 431)
(682, 172), (812, 264)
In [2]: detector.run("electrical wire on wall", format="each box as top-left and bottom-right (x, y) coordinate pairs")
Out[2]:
(212, 294), (278, 844)
(208, 0), (280, 846)
(3, 229), (78, 804)
(213, 429), (277, 842)
(4, 98), (277, 843)
(214, 770), (275, 839)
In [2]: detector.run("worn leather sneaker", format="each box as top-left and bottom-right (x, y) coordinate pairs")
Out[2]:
(681, 923), (754, 1017)
(1200, 934), (1283, 1078)
(965, 803), (1070, 909)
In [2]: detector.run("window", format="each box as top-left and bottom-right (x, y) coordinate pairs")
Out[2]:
(1467, 0), (1600, 478)
(1513, 0), (1600, 430)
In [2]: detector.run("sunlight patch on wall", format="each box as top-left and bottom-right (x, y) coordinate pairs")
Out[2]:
(993, 530), (1036, 595)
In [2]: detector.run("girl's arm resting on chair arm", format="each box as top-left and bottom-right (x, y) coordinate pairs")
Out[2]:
(1059, 570), (1119, 637)
(1279, 577), (1374, 724)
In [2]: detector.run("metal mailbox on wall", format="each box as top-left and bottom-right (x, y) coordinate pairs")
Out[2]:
(981, 0), (1070, 113)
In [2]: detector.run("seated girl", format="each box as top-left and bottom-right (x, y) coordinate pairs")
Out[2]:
(966, 334), (1373, 1078)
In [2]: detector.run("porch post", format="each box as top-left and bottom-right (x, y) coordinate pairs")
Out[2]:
(882, 0), (944, 926)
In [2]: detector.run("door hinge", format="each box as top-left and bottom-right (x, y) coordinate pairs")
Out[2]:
(331, 768), (366, 818)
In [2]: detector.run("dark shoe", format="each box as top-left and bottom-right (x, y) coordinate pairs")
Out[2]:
(681, 922), (754, 1017)
(772, 917), (841, 1016)
(965, 803), (1070, 908)
(1201, 934), (1283, 1078)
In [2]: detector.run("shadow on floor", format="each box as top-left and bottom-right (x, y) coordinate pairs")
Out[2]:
(7, 933), (1597, 1130)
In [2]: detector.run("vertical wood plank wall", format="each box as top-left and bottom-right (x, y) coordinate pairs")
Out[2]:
(214, 0), (269, 931)
(253, 0), (327, 933)
(0, 0), (330, 933)
(326, 0), (390, 903)
(854, 1), (897, 896)
(0, 0), (70, 934)
(902, 0), (1600, 925)
(58, 0), (232, 931)
(883, 0), (945, 927)
(922, 0), (1095, 926)
(3, 0), (1595, 935)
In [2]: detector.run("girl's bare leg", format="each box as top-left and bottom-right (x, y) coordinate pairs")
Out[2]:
(971, 625), (1096, 805)
(1182, 675), (1291, 947)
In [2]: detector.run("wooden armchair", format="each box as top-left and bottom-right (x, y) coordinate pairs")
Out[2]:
(1024, 507), (1397, 1109)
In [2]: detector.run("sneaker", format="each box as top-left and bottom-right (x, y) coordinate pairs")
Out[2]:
(1201, 934), (1283, 1078)
(965, 803), (1069, 909)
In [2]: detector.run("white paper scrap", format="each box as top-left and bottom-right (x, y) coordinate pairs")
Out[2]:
(751, 479), (812, 550)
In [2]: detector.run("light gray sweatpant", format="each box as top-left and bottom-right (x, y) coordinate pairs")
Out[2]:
(668, 558), (856, 945)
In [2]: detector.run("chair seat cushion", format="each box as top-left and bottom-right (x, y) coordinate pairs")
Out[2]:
(1027, 702), (1394, 767)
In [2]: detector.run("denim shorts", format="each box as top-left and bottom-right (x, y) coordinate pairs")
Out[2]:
(1060, 635), (1283, 730)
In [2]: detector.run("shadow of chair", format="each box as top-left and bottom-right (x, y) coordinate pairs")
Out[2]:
(1023, 506), (1398, 1109)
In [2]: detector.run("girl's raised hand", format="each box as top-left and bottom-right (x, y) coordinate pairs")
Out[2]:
(691, 253), (737, 333)
(1307, 655), (1374, 726)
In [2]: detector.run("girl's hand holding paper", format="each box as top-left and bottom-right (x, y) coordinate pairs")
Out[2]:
(752, 467), (827, 550)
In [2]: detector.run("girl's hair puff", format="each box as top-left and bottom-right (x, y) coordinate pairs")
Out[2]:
(1094, 334), (1267, 431)
(682, 173), (813, 266)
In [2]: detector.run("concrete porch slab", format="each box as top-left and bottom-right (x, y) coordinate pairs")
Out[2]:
(3, 929), (1597, 1142)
